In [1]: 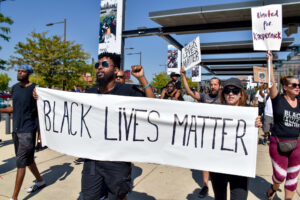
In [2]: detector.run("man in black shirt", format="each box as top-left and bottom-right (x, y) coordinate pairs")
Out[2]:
(81, 52), (154, 200)
(0, 65), (45, 200)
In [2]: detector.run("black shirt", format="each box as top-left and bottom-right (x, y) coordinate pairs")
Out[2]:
(167, 80), (181, 90)
(11, 83), (37, 134)
(272, 94), (300, 139)
(86, 82), (144, 97)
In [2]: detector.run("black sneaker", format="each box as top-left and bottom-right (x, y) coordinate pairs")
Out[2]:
(198, 186), (208, 198)
(263, 136), (268, 145)
(73, 158), (85, 164)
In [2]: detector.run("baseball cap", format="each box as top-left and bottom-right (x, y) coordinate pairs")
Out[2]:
(223, 78), (243, 88)
(19, 64), (33, 74)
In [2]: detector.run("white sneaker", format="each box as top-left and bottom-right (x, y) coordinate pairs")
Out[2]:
(27, 180), (46, 193)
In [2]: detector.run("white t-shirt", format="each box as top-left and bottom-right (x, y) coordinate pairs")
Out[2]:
(264, 96), (273, 117)
(255, 89), (268, 103)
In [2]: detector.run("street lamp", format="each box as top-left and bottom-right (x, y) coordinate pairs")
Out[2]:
(46, 18), (66, 41)
(127, 51), (142, 66)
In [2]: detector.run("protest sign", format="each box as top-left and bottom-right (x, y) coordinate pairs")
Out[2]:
(167, 45), (180, 75)
(253, 66), (269, 83)
(192, 65), (201, 82)
(182, 36), (201, 70)
(98, 0), (124, 54)
(251, 4), (282, 51)
(37, 87), (258, 177)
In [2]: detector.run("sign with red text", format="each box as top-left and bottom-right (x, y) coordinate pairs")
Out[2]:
(251, 4), (282, 51)
(182, 36), (201, 70)
(36, 87), (258, 178)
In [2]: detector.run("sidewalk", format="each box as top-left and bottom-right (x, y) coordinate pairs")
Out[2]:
(1, 120), (299, 200)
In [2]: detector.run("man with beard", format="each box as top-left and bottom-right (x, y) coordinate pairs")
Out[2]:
(81, 52), (155, 200)
(180, 67), (221, 198)
(0, 65), (45, 200)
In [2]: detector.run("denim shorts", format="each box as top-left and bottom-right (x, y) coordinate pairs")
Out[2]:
(12, 132), (36, 168)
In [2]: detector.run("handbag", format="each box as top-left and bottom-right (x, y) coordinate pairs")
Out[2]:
(276, 139), (298, 153)
(273, 132), (299, 153)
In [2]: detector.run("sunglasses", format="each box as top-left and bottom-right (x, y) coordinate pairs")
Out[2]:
(116, 75), (124, 78)
(223, 87), (241, 95)
(290, 83), (300, 88)
(95, 61), (110, 69)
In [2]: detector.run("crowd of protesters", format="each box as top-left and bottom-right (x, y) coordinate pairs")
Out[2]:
(1, 51), (300, 200)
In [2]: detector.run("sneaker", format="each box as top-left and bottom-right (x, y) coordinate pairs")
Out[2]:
(263, 136), (268, 145)
(27, 180), (46, 193)
(73, 158), (85, 164)
(198, 186), (208, 198)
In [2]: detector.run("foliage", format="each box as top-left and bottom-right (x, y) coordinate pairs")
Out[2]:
(151, 72), (169, 93)
(183, 76), (198, 91)
(0, 73), (11, 91)
(151, 72), (199, 93)
(9, 32), (91, 90)
(0, 13), (13, 69)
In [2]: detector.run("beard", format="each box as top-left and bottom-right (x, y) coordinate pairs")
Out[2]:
(17, 75), (29, 82)
(96, 70), (115, 87)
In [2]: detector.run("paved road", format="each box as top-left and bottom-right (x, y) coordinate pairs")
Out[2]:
(0, 120), (299, 200)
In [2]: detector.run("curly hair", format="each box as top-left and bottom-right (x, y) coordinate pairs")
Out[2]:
(98, 52), (121, 69)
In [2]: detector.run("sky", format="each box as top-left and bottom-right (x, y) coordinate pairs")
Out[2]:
(1, 0), (300, 86)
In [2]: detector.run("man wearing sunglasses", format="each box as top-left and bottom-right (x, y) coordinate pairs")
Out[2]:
(81, 52), (155, 200)
(116, 70), (126, 83)
(180, 67), (221, 198)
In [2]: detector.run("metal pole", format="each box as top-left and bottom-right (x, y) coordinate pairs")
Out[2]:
(139, 51), (142, 65)
(5, 113), (11, 134)
(64, 18), (66, 41)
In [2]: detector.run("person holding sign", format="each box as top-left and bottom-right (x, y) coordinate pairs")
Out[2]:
(81, 52), (155, 200)
(266, 52), (300, 200)
(210, 78), (252, 200)
(181, 67), (221, 198)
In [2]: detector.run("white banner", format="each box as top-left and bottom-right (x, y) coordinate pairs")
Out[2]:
(251, 4), (282, 51)
(37, 87), (258, 177)
(192, 65), (201, 82)
(98, 0), (124, 54)
(167, 45), (180, 75)
(182, 36), (201, 70)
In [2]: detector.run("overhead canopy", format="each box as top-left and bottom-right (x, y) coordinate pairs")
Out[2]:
(149, 0), (300, 34)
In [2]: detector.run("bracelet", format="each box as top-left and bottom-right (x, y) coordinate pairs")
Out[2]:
(142, 83), (151, 90)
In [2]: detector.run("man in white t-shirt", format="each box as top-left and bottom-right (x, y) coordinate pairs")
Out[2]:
(253, 83), (268, 116)
(263, 94), (273, 145)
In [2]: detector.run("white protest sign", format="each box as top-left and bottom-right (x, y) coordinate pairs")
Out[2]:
(251, 4), (282, 51)
(182, 36), (201, 70)
(98, 0), (124, 54)
(167, 45), (180, 75)
(192, 65), (201, 82)
(37, 87), (258, 177)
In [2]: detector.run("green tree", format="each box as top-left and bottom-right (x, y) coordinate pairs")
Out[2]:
(151, 72), (169, 93)
(183, 76), (198, 91)
(0, 73), (11, 91)
(0, 13), (13, 69)
(9, 32), (91, 90)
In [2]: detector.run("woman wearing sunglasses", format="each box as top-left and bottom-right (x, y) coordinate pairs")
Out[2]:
(210, 77), (251, 200)
(266, 52), (300, 200)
